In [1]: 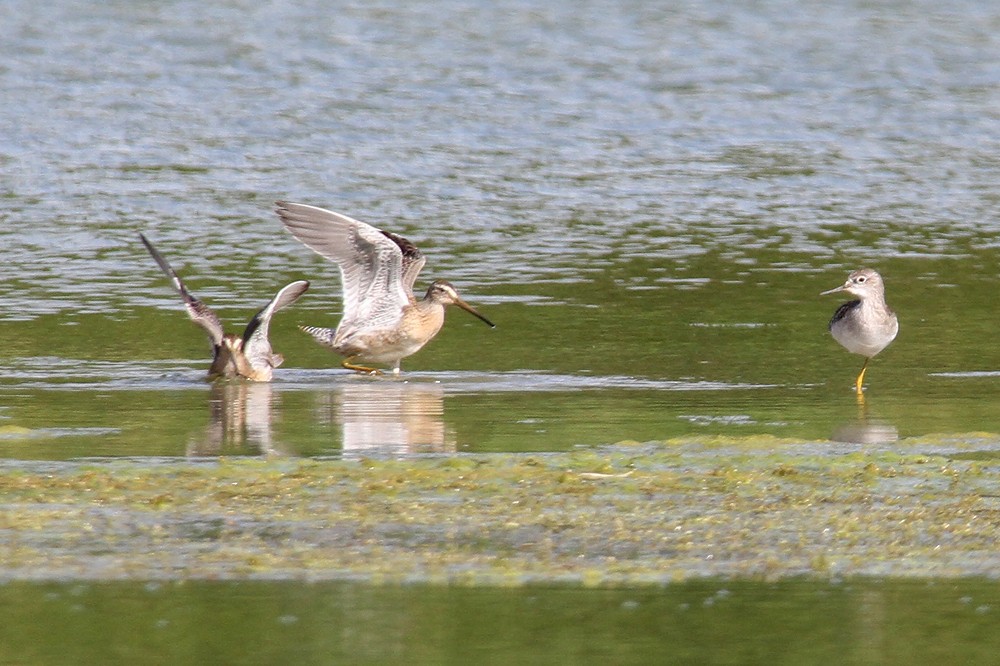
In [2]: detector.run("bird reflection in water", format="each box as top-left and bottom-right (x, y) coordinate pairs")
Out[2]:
(830, 398), (899, 445)
(189, 382), (288, 457)
(830, 420), (899, 445)
(315, 381), (454, 457)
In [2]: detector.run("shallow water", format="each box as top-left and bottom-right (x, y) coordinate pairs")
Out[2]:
(3, 0), (1000, 658)
(2, 1), (1000, 460)
(2, 579), (999, 665)
(3, 0), (1000, 460)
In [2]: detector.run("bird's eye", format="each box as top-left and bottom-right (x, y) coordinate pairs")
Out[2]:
(855, 276), (866, 283)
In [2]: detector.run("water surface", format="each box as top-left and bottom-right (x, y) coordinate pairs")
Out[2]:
(3, 1), (1000, 459)
(2, 579), (999, 665)
(2, 0), (1000, 659)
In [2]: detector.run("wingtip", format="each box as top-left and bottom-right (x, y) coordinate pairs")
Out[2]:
(288, 279), (311, 300)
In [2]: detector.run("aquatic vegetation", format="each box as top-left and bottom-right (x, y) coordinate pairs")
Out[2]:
(1, 436), (999, 584)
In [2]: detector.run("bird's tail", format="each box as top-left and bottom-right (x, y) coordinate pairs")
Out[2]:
(299, 325), (338, 349)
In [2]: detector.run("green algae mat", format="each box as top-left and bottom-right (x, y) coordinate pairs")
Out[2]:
(3, 435), (999, 583)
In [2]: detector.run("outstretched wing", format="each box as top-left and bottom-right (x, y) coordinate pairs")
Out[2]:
(139, 233), (224, 347)
(242, 280), (310, 368)
(275, 202), (415, 330)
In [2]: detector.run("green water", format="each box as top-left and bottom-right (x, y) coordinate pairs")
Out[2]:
(2, 247), (1000, 458)
(2, 579), (998, 665)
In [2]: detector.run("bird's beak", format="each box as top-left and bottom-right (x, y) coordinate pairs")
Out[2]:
(455, 298), (496, 328)
(821, 282), (848, 296)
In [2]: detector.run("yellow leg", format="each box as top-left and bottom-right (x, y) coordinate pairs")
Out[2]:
(342, 358), (382, 375)
(854, 358), (870, 395)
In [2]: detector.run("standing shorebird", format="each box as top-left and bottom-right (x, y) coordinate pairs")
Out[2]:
(274, 201), (495, 375)
(822, 268), (898, 395)
(140, 233), (309, 382)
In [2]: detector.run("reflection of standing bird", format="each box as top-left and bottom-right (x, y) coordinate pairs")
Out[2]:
(334, 382), (454, 456)
(140, 233), (309, 381)
(822, 268), (898, 395)
(275, 202), (495, 375)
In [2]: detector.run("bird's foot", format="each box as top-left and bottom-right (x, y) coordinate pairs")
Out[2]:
(342, 358), (382, 375)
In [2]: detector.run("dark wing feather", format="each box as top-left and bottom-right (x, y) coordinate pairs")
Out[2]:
(242, 280), (310, 368)
(380, 230), (426, 295)
(829, 300), (860, 331)
(139, 233), (225, 346)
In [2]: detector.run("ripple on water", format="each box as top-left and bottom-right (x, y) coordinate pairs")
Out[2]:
(0, 359), (777, 394)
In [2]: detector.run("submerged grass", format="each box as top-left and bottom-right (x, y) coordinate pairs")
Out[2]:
(1, 435), (1000, 584)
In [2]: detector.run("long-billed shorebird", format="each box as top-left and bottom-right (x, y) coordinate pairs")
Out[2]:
(140, 233), (309, 382)
(822, 268), (898, 395)
(274, 201), (495, 375)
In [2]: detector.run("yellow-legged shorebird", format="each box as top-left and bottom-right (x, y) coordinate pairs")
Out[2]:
(274, 201), (495, 375)
(140, 233), (309, 382)
(822, 268), (898, 395)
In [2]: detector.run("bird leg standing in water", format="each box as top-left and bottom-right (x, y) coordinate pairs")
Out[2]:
(854, 357), (870, 395)
(341, 356), (382, 375)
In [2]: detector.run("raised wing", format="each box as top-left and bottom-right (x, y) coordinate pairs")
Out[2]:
(139, 233), (224, 347)
(242, 280), (310, 369)
(380, 230), (426, 295)
(275, 202), (414, 329)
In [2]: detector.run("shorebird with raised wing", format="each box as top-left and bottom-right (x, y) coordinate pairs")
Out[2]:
(140, 233), (309, 381)
(275, 201), (494, 375)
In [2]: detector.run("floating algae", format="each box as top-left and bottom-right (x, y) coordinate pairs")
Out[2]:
(1, 435), (1000, 584)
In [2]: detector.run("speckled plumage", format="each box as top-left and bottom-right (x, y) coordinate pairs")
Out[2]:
(140, 233), (309, 382)
(275, 202), (494, 374)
